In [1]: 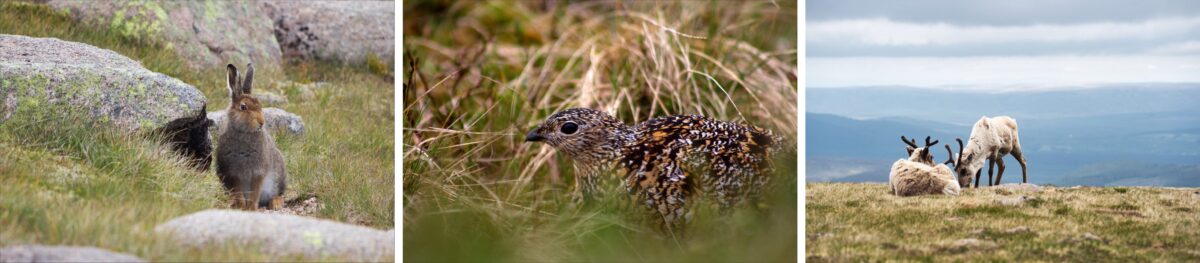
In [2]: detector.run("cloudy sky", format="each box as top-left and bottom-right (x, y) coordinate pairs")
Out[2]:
(807, 0), (1200, 88)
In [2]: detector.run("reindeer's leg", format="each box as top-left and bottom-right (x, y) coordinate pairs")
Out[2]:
(1011, 149), (1028, 183)
(973, 168), (982, 188)
(987, 159), (995, 186)
(994, 158), (1007, 185)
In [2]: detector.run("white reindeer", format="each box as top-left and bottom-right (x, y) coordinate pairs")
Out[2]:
(889, 136), (961, 196)
(948, 116), (1029, 188)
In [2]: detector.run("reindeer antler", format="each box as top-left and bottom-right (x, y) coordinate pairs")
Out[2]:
(900, 136), (918, 148)
(924, 136), (939, 147)
(955, 138), (966, 164)
(944, 144), (955, 165)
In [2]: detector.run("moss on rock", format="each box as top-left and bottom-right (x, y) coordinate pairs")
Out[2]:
(0, 35), (206, 132)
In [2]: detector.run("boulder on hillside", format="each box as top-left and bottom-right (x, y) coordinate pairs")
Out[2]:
(155, 209), (394, 261)
(259, 1), (394, 64)
(44, 0), (282, 70)
(0, 34), (214, 168)
(0, 34), (206, 132)
(0, 245), (146, 263)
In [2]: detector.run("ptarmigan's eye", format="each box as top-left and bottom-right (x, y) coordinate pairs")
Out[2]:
(560, 122), (579, 135)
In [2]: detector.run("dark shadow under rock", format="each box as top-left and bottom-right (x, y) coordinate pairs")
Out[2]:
(156, 103), (214, 171)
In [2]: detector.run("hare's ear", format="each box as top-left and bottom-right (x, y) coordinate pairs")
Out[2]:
(226, 64), (240, 99)
(241, 63), (254, 95)
(196, 103), (207, 119)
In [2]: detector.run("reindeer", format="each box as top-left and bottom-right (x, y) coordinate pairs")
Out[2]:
(947, 116), (1029, 188)
(890, 136), (960, 196)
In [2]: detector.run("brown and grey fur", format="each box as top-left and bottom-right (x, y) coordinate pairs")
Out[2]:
(889, 136), (960, 196)
(215, 63), (287, 210)
(525, 108), (783, 233)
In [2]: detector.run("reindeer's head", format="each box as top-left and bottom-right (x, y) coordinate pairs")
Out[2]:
(901, 135), (939, 165)
(949, 138), (984, 187)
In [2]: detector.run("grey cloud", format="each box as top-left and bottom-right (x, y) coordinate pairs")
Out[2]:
(807, 16), (1200, 57)
(808, 0), (1200, 26)
(809, 38), (1197, 57)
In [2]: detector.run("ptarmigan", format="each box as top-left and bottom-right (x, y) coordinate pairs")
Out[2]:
(525, 108), (784, 232)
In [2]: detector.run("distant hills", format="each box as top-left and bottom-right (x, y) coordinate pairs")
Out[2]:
(808, 83), (1200, 122)
(806, 83), (1200, 187)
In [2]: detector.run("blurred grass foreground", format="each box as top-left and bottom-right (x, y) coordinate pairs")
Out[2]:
(403, 0), (798, 262)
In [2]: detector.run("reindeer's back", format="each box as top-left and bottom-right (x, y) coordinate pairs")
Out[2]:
(992, 116), (1019, 132)
(988, 116), (1021, 152)
(890, 160), (958, 196)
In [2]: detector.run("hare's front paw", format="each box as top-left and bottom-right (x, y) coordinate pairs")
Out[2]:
(269, 196), (285, 210)
(230, 194), (258, 211)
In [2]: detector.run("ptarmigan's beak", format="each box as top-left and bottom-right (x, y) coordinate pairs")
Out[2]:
(525, 129), (545, 142)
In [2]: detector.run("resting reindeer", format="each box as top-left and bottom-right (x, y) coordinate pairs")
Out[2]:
(889, 136), (960, 196)
(949, 116), (1029, 188)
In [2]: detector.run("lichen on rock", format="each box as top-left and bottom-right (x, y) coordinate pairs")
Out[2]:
(155, 209), (394, 261)
(0, 34), (214, 170)
(45, 0), (283, 70)
(0, 34), (206, 133)
(259, 1), (394, 64)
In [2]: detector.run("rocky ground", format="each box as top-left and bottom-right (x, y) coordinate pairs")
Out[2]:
(43, 0), (394, 70)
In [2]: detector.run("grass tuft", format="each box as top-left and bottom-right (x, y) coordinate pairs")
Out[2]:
(404, 0), (797, 262)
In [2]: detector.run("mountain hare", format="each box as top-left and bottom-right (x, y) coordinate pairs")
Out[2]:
(215, 63), (288, 210)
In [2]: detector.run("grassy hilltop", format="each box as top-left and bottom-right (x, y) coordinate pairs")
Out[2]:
(807, 183), (1200, 261)
(0, 2), (393, 261)
(404, 0), (798, 262)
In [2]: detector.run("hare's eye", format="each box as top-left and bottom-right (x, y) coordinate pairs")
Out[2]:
(560, 122), (579, 135)
(239, 104), (246, 111)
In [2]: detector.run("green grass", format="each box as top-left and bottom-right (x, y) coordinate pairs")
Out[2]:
(807, 183), (1200, 261)
(0, 1), (393, 260)
(403, 1), (797, 262)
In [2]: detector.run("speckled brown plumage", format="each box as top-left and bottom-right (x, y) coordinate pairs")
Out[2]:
(526, 108), (784, 232)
